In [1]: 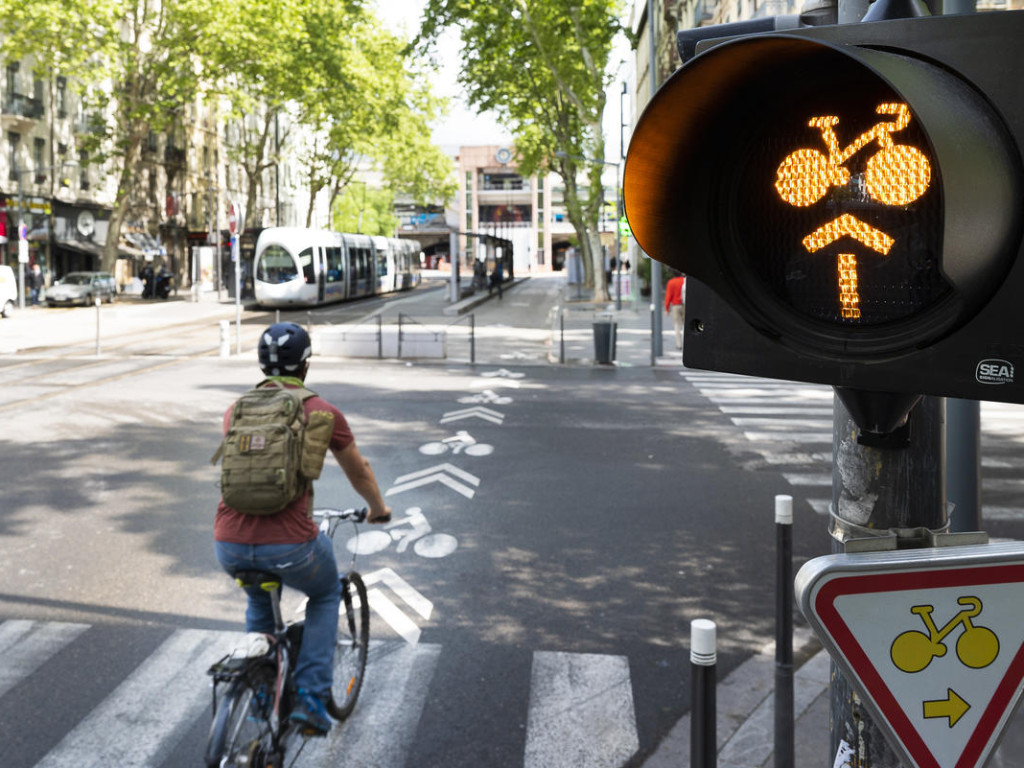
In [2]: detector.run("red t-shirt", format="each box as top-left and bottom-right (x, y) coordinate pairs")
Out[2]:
(214, 383), (354, 545)
(665, 276), (686, 310)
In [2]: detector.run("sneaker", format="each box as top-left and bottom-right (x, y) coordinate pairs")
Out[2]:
(289, 689), (332, 736)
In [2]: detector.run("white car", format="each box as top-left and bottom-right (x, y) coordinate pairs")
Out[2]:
(0, 264), (16, 317)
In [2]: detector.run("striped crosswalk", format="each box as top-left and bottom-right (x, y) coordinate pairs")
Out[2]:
(680, 370), (1024, 521)
(0, 620), (644, 768)
(680, 372), (834, 515)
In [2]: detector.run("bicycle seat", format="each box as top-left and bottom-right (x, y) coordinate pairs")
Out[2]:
(233, 570), (282, 592)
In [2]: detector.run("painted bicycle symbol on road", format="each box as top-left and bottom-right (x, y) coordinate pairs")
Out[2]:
(890, 596), (1000, 673)
(419, 430), (494, 457)
(345, 507), (458, 559)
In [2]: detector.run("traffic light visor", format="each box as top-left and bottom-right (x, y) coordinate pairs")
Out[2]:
(624, 34), (1022, 359)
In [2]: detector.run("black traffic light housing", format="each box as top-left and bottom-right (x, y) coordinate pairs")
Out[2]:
(624, 12), (1024, 406)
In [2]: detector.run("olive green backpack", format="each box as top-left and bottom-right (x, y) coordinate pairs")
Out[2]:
(211, 380), (335, 515)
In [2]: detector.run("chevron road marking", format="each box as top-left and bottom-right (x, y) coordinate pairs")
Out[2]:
(362, 567), (434, 645)
(439, 405), (506, 425)
(385, 463), (481, 499)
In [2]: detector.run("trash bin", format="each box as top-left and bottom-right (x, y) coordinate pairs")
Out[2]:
(592, 319), (617, 364)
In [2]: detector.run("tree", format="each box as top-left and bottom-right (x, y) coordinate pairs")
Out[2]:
(418, 0), (625, 300)
(1, 0), (223, 274)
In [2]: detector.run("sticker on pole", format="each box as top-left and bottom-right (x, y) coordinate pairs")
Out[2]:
(796, 542), (1024, 768)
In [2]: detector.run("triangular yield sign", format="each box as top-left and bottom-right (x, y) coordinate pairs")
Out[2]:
(796, 543), (1024, 768)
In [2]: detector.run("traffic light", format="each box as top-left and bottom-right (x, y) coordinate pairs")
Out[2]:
(624, 12), (1024, 405)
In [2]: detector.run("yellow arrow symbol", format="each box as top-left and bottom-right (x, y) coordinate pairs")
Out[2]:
(923, 689), (970, 727)
(802, 213), (895, 255)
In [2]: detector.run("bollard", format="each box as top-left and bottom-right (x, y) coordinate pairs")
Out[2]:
(691, 618), (717, 768)
(95, 297), (102, 356)
(470, 313), (476, 364)
(275, 309), (280, 324)
(219, 320), (231, 357)
(559, 310), (565, 364)
(775, 494), (795, 768)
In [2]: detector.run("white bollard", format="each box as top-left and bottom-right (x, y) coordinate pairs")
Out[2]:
(219, 320), (231, 357)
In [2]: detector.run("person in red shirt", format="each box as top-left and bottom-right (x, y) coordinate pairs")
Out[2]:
(214, 322), (391, 735)
(665, 272), (687, 350)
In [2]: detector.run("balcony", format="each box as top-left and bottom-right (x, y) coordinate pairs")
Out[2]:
(1, 93), (44, 130)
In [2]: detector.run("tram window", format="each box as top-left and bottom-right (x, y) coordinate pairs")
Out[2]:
(326, 246), (343, 283)
(257, 245), (299, 284)
(298, 247), (315, 284)
(377, 250), (388, 276)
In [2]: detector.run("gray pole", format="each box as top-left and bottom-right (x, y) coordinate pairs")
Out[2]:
(647, 0), (663, 361)
(449, 230), (459, 304)
(830, 395), (947, 767)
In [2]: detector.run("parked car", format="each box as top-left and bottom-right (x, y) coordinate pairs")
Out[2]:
(0, 264), (16, 317)
(46, 272), (116, 307)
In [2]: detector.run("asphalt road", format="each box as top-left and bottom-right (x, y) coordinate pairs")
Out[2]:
(0, 338), (834, 767)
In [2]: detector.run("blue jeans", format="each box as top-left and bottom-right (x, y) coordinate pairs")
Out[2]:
(215, 534), (342, 698)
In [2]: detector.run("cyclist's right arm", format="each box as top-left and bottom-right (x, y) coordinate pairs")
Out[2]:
(333, 442), (391, 523)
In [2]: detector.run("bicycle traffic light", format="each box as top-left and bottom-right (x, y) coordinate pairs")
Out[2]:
(624, 12), (1024, 404)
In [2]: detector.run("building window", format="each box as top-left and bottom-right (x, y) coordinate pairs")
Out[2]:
(8, 132), (20, 180)
(33, 138), (45, 182)
(5, 63), (18, 100)
(79, 148), (90, 191)
(56, 76), (67, 118)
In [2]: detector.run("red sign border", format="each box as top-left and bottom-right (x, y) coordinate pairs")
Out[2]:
(814, 563), (1024, 768)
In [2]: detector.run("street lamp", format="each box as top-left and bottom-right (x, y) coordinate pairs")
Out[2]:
(9, 159), (78, 309)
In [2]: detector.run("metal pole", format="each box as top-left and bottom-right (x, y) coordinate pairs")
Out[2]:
(398, 313), (403, 358)
(774, 494), (794, 768)
(647, 0), (663, 360)
(690, 618), (717, 768)
(377, 314), (383, 360)
(233, 234), (242, 355)
(94, 297), (101, 355)
(830, 394), (946, 767)
(470, 313), (476, 364)
(947, 399), (981, 532)
(559, 310), (565, 364)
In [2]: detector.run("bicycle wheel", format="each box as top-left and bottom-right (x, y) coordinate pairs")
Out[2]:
(205, 668), (275, 767)
(328, 571), (369, 720)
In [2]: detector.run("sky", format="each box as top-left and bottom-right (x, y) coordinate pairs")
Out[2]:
(373, 0), (513, 151)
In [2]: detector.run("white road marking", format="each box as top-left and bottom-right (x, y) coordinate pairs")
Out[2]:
(524, 651), (639, 768)
(386, 463), (481, 499)
(34, 629), (240, 768)
(0, 620), (89, 698)
(301, 641), (443, 767)
(362, 568), (434, 645)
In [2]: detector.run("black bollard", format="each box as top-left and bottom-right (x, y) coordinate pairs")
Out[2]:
(774, 494), (794, 768)
(691, 618), (717, 768)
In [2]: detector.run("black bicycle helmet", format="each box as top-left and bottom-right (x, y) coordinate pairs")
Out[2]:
(258, 322), (312, 376)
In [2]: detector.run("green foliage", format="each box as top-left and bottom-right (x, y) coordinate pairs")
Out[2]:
(333, 185), (399, 237)
(417, 0), (626, 299)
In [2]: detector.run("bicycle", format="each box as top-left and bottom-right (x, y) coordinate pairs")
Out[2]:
(204, 508), (372, 768)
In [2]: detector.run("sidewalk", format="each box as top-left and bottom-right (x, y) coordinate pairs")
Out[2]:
(0, 291), (241, 354)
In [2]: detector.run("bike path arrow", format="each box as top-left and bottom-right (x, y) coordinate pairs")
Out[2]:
(796, 543), (1024, 768)
(440, 406), (505, 425)
(386, 463), (481, 499)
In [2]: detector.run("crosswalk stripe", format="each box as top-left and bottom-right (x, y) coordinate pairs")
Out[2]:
(742, 431), (832, 443)
(524, 651), (639, 768)
(301, 641), (442, 766)
(34, 629), (240, 768)
(0, 621), (89, 699)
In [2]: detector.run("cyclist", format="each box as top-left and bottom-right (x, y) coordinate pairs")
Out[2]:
(213, 322), (391, 735)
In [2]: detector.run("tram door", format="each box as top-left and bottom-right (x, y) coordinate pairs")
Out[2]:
(316, 247), (326, 302)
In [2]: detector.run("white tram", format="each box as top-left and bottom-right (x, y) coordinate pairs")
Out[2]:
(253, 227), (421, 308)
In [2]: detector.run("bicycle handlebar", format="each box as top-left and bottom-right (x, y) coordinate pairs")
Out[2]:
(312, 507), (368, 523)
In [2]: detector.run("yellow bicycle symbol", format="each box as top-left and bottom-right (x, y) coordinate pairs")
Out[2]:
(890, 596), (1000, 674)
(775, 102), (931, 208)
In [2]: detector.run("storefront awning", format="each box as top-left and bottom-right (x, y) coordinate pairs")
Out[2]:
(55, 238), (104, 258)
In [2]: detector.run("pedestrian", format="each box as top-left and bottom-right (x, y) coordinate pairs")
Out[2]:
(665, 271), (686, 350)
(490, 258), (504, 299)
(211, 322), (391, 736)
(28, 263), (43, 305)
